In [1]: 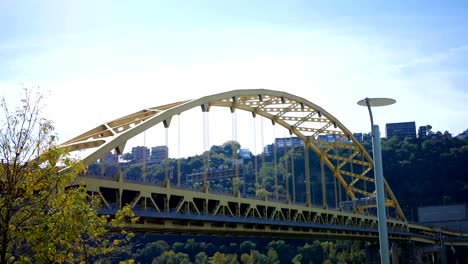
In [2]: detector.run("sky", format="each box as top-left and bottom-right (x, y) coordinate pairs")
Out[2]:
(1, 1), (467, 157)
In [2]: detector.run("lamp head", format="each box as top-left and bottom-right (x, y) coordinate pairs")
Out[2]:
(357, 97), (396, 107)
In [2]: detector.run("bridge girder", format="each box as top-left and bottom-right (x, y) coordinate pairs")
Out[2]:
(61, 89), (405, 220)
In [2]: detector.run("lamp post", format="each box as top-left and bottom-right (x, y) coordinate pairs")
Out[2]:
(357, 97), (395, 264)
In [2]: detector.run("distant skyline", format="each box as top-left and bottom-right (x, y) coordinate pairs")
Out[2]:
(1, 1), (467, 157)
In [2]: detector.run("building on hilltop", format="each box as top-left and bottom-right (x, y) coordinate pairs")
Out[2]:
(317, 134), (341, 143)
(131, 146), (150, 163)
(417, 204), (468, 233)
(238, 148), (252, 160)
(264, 144), (274, 156)
(151, 146), (169, 163)
(386, 121), (416, 139)
(263, 137), (304, 156)
(274, 137), (303, 149)
(353, 133), (363, 142)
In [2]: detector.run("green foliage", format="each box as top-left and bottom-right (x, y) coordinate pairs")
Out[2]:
(267, 240), (294, 263)
(297, 240), (323, 263)
(152, 250), (175, 263)
(184, 238), (199, 258)
(210, 252), (227, 264)
(225, 253), (239, 264)
(321, 241), (337, 262)
(291, 254), (302, 264)
(194, 252), (208, 264)
(239, 240), (256, 254)
(173, 242), (185, 253)
(122, 152), (134, 161)
(174, 252), (191, 264)
(240, 253), (251, 264)
(220, 141), (241, 159)
(125, 164), (143, 179)
(266, 248), (279, 264)
(134, 238), (367, 264)
(0, 89), (137, 263)
(381, 135), (468, 209)
(135, 240), (170, 263)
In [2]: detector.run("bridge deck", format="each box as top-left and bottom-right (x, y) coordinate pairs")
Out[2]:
(80, 175), (468, 245)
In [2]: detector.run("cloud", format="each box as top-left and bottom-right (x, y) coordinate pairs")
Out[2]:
(2, 23), (468, 158)
(395, 45), (468, 75)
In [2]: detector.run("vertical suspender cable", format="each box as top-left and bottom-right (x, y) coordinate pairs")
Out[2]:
(337, 150), (342, 207)
(349, 148), (353, 202)
(206, 111), (210, 189)
(284, 131), (289, 203)
(321, 156), (327, 209)
(165, 127), (169, 184)
(232, 111), (238, 196)
(261, 117), (266, 198)
(177, 115), (181, 187)
(304, 142), (311, 207)
(118, 152), (122, 182)
(203, 111), (208, 192)
(334, 173), (338, 208)
(143, 131), (147, 182)
(273, 127), (278, 200)
(334, 148), (339, 208)
(253, 117), (258, 195)
(290, 136), (296, 204)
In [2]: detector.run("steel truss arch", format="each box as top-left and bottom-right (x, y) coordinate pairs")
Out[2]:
(61, 89), (405, 220)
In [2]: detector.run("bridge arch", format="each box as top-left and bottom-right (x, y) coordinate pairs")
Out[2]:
(61, 89), (405, 220)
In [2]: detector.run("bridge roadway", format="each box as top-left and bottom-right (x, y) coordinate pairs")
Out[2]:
(81, 174), (468, 246)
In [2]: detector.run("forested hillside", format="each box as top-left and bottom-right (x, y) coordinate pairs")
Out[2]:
(379, 134), (468, 213)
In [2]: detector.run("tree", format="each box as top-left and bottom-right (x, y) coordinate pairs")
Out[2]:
(266, 248), (279, 264)
(153, 250), (176, 263)
(239, 240), (256, 254)
(240, 253), (251, 264)
(291, 254), (302, 264)
(0, 89), (136, 263)
(225, 253), (239, 264)
(321, 241), (337, 263)
(173, 252), (191, 264)
(195, 252), (208, 264)
(267, 240), (294, 263)
(135, 240), (170, 263)
(297, 241), (323, 263)
(210, 252), (227, 264)
(184, 238), (199, 258)
(221, 141), (241, 158)
(172, 242), (185, 253)
(122, 152), (134, 161)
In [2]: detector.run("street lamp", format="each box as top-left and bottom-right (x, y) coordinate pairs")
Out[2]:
(357, 97), (396, 264)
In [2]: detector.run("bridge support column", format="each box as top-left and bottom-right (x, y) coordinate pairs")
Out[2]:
(365, 242), (379, 264)
(448, 245), (468, 264)
(400, 242), (418, 264)
(440, 245), (447, 264)
(415, 244), (450, 264)
(391, 243), (399, 264)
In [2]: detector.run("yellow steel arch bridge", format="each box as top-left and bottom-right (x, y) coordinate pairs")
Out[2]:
(60, 89), (467, 246)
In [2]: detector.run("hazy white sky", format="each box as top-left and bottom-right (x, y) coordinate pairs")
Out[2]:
(1, 1), (467, 157)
